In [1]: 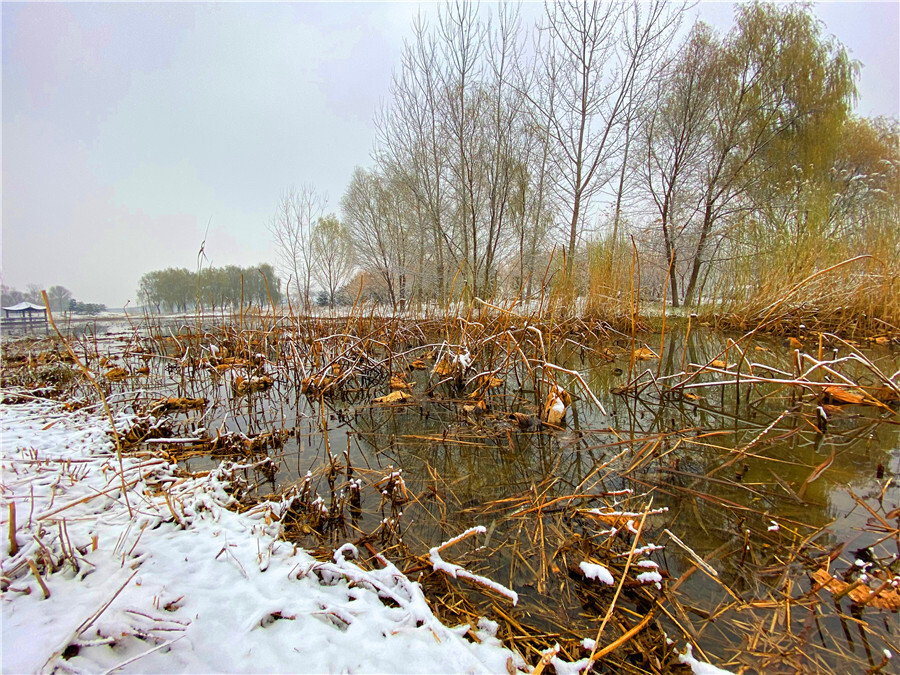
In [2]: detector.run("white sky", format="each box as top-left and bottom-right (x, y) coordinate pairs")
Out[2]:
(3, 1), (898, 308)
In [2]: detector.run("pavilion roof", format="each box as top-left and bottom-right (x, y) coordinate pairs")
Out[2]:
(2, 302), (47, 312)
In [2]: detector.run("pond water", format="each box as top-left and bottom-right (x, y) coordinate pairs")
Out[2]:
(37, 323), (900, 673)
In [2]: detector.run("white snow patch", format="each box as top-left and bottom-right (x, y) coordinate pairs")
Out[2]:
(551, 655), (592, 675)
(677, 644), (734, 674)
(632, 543), (665, 556)
(548, 394), (566, 417)
(453, 350), (473, 371)
(476, 617), (498, 638)
(579, 562), (614, 585)
(636, 571), (663, 584)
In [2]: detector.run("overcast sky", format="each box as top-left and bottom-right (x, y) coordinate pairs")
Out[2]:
(3, 2), (898, 308)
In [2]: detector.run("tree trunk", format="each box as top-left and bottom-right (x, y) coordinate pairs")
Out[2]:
(612, 117), (631, 242)
(566, 193), (582, 288)
(661, 215), (680, 308)
(682, 206), (713, 306)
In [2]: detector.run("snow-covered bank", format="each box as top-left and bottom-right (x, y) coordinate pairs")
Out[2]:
(0, 399), (524, 673)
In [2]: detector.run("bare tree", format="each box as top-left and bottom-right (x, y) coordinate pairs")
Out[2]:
(310, 214), (355, 309)
(437, 0), (486, 296)
(268, 185), (326, 309)
(375, 2), (544, 300)
(640, 23), (717, 307)
(24, 283), (44, 304)
(376, 15), (453, 300)
(511, 23), (560, 298)
(534, 0), (683, 285)
(478, 3), (531, 294)
(344, 166), (426, 309)
(1, 285), (26, 308)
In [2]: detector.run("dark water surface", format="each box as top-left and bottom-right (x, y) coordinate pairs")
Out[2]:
(78, 324), (900, 672)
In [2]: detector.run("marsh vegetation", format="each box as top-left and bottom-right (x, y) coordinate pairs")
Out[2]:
(3, 298), (898, 673)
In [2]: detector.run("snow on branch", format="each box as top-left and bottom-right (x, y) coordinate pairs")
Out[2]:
(428, 526), (519, 605)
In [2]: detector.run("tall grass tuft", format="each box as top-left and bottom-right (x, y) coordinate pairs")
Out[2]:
(703, 212), (900, 335)
(582, 234), (637, 327)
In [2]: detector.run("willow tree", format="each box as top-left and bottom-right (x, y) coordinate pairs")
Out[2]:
(310, 214), (355, 309)
(830, 116), (900, 237)
(680, 2), (857, 305)
(47, 285), (74, 313)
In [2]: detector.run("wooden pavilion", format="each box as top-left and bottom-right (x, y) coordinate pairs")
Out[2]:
(2, 302), (49, 334)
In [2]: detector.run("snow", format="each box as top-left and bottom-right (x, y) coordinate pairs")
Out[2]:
(635, 571), (663, 585)
(578, 561), (614, 585)
(1, 399), (524, 673)
(536, 644), (593, 675)
(677, 644), (734, 674)
(548, 394), (566, 416)
(550, 654), (591, 675)
(557, 632), (739, 675)
(2, 302), (46, 311)
(434, 526), (487, 550)
(630, 543), (664, 556)
(452, 349), (473, 371)
(428, 529), (519, 606)
(586, 507), (669, 518)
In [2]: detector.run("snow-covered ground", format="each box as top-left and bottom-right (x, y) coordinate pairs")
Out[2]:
(0, 399), (523, 674)
(1, 397), (731, 674)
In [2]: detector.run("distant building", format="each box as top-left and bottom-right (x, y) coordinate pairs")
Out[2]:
(2, 302), (48, 334)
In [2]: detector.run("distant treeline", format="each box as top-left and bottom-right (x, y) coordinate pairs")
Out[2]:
(137, 265), (282, 313)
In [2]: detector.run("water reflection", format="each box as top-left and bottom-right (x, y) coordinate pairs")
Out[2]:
(105, 325), (898, 670)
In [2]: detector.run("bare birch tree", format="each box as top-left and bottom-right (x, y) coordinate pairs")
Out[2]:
(534, 0), (683, 286)
(268, 184), (326, 309)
